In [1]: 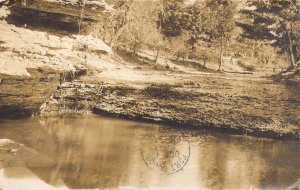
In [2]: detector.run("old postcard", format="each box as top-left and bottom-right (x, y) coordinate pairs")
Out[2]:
(0, 0), (299, 189)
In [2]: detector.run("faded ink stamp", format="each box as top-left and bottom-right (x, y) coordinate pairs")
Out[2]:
(141, 134), (190, 174)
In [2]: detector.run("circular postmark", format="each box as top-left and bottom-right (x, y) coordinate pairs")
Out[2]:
(141, 134), (190, 174)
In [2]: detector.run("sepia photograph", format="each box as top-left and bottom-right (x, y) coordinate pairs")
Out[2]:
(0, 0), (299, 189)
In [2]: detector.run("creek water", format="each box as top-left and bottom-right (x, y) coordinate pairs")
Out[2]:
(0, 115), (299, 190)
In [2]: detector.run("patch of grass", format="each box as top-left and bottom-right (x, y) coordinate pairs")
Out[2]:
(172, 59), (219, 73)
(237, 60), (255, 71)
(143, 84), (173, 99)
(143, 83), (196, 100)
(115, 49), (153, 65)
(114, 49), (168, 71)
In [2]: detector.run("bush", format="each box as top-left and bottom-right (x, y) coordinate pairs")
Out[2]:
(237, 60), (255, 71)
(143, 84), (173, 99)
(143, 83), (195, 100)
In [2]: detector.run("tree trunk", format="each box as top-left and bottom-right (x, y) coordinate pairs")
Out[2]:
(224, 37), (228, 56)
(251, 40), (256, 58)
(164, 49), (168, 64)
(78, 0), (86, 34)
(176, 52), (180, 61)
(155, 49), (160, 63)
(133, 42), (137, 55)
(265, 56), (269, 65)
(109, 25), (127, 49)
(219, 30), (224, 71)
(203, 59), (207, 67)
(134, 41), (140, 55)
(108, 0), (133, 48)
(287, 26), (295, 67)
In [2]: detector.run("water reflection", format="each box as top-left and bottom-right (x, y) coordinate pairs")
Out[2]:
(0, 115), (299, 189)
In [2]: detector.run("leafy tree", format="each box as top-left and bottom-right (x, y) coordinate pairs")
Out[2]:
(157, 0), (185, 38)
(238, 0), (300, 67)
(119, 1), (163, 55)
(98, 0), (134, 48)
(158, 1), (204, 57)
(202, 0), (237, 70)
(168, 33), (190, 62)
(181, 2), (203, 51)
(92, 0), (162, 55)
(147, 30), (166, 63)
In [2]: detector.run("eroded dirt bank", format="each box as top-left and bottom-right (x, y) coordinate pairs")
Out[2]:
(40, 72), (300, 140)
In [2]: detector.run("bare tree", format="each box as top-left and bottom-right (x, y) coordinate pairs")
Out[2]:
(78, 0), (86, 34)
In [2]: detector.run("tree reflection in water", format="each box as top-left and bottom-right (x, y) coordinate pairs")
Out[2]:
(0, 115), (299, 189)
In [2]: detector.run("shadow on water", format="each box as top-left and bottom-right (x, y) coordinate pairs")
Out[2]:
(0, 115), (299, 189)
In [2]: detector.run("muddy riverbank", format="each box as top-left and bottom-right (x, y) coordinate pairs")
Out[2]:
(1, 62), (298, 140)
(38, 72), (300, 140)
